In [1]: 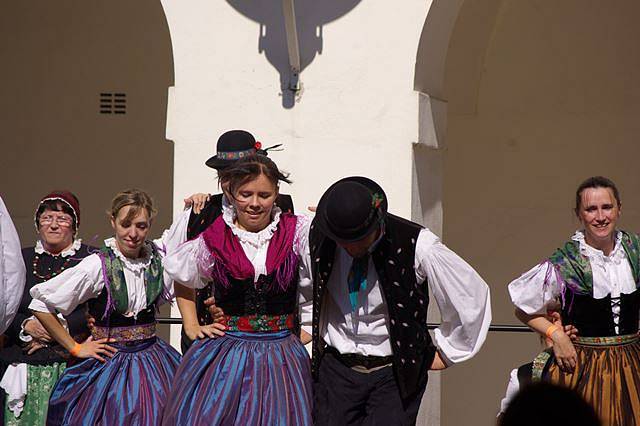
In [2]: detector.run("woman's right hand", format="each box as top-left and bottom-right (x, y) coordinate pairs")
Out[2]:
(550, 329), (578, 372)
(184, 322), (226, 341)
(74, 336), (118, 363)
(24, 318), (52, 342)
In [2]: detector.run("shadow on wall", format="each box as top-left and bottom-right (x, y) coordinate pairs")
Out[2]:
(226, 0), (361, 108)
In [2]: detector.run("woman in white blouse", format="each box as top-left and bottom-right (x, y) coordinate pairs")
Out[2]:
(508, 176), (640, 426)
(161, 155), (313, 426)
(28, 189), (195, 426)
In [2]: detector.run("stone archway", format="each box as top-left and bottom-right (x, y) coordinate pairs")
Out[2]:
(414, 1), (640, 424)
(0, 1), (175, 340)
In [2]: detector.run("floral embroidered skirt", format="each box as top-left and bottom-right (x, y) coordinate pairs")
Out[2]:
(544, 334), (640, 426)
(46, 337), (180, 426)
(161, 330), (313, 426)
(3, 362), (65, 426)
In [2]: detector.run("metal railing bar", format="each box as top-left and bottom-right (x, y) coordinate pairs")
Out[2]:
(155, 317), (533, 333)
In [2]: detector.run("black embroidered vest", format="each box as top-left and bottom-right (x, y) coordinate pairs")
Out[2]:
(310, 213), (437, 401)
(561, 289), (640, 336)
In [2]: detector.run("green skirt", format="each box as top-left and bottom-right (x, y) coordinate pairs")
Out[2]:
(4, 362), (66, 426)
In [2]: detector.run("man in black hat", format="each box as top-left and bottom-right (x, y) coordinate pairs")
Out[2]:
(180, 129), (294, 353)
(307, 176), (491, 425)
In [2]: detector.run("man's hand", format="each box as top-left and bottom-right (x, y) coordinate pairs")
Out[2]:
(25, 340), (48, 355)
(85, 311), (96, 331)
(429, 351), (448, 371)
(300, 330), (312, 345)
(24, 319), (52, 342)
(184, 193), (210, 214)
(204, 297), (225, 323)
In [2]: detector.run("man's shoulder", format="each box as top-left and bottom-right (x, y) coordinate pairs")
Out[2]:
(187, 193), (224, 239)
(385, 213), (423, 232)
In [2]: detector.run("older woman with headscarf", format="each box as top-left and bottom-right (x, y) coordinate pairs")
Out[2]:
(0, 191), (93, 425)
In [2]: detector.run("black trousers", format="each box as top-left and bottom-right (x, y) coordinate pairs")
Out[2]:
(314, 353), (425, 426)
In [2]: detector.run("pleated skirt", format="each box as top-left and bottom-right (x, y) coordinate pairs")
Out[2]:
(46, 337), (181, 426)
(546, 336), (640, 426)
(161, 330), (313, 426)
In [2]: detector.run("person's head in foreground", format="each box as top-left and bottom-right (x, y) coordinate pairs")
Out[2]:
(499, 382), (600, 426)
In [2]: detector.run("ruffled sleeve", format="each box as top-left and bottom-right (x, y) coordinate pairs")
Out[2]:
(0, 197), (26, 335)
(294, 215), (313, 335)
(162, 237), (210, 289)
(152, 208), (191, 300)
(508, 261), (561, 316)
(415, 229), (492, 364)
(153, 208), (190, 255)
(28, 254), (105, 316)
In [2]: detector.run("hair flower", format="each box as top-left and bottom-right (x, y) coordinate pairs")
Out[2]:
(372, 193), (384, 209)
(254, 141), (262, 150)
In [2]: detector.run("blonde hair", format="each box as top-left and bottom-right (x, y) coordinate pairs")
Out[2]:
(108, 189), (157, 223)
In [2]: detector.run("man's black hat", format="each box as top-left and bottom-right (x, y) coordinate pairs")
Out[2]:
(315, 176), (388, 243)
(205, 129), (258, 170)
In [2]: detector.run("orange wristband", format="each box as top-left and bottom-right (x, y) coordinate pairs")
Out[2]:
(545, 324), (560, 339)
(69, 342), (82, 357)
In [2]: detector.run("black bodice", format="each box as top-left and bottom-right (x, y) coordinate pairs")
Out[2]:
(87, 287), (156, 327)
(213, 273), (298, 317)
(562, 289), (640, 336)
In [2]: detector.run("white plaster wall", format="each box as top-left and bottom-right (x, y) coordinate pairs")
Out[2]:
(160, 0), (430, 335)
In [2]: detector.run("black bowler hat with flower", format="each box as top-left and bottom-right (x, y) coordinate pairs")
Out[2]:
(315, 176), (388, 243)
(205, 130), (282, 171)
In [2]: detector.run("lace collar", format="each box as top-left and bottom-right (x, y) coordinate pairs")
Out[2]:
(572, 230), (625, 265)
(221, 203), (282, 249)
(35, 238), (82, 257)
(104, 237), (152, 272)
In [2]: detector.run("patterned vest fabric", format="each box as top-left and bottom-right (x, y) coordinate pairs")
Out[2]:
(309, 213), (437, 401)
(549, 231), (640, 296)
(90, 242), (163, 327)
(186, 193), (295, 324)
(549, 230), (640, 336)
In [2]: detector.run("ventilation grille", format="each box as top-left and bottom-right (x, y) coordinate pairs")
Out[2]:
(100, 93), (127, 115)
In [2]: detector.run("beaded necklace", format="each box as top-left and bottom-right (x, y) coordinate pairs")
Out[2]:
(32, 250), (74, 281)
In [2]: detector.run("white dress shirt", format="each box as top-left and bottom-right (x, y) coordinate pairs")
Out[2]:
(299, 228), (492, 365)
(508, 230), (635, 333)
(0, 196), (26, 335)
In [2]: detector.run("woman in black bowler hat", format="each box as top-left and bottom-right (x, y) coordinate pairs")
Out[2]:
(307, 176), (492, 425)
(180, 129), (295, 353)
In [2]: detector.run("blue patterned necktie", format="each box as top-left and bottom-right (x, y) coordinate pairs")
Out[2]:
(347, 255), (369, 311)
